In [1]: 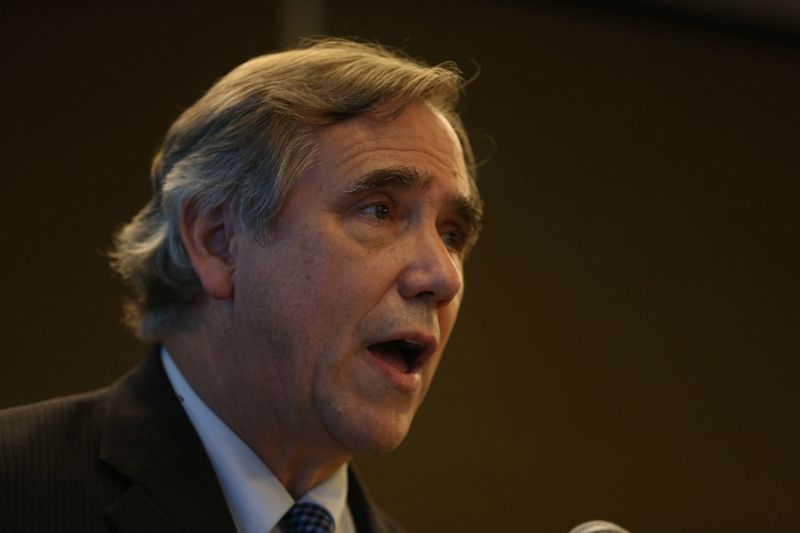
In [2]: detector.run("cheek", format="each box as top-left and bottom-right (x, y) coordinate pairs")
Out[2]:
(439, 293), (464, 340)
(308, 228), (400, 303)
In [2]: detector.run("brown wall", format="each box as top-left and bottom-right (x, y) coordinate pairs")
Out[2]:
(2, 2), (798, 531)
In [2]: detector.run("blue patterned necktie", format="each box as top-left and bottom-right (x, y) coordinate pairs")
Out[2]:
(280, 502), (335, 533)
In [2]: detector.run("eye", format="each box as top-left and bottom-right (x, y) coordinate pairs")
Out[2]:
(357, 195), (395, 222)
(368, 202), (391, 220)
(441, 226), (466, 252)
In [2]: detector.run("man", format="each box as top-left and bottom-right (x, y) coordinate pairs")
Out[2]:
(0, 38), (482, 532)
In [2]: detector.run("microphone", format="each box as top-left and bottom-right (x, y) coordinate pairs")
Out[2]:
(568, 520), (630, 533)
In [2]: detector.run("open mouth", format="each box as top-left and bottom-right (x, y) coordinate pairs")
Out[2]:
(368, 339), (428, 373)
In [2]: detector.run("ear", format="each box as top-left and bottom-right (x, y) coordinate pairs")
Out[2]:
(179, 200), (237, 300)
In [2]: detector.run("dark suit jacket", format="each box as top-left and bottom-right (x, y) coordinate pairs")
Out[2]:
(0, 348), (404, 533)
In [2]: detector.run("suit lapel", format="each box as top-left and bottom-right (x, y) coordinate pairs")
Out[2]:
(97, 349), (400, 533)
(347, 467), (404, 533)
(98, 348), (236, 533)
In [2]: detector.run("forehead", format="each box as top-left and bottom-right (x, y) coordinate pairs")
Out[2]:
(313, 102), (473, 197)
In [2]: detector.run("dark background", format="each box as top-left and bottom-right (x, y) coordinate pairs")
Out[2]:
(2, 1), (798, 531)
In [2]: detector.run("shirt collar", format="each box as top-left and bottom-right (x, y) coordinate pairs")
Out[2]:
(160, 347), (350, 533)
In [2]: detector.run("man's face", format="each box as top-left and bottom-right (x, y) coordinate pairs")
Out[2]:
(225, 102), (480, 456)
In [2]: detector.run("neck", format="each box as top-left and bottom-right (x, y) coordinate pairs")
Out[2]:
(163, 315), (352, 498)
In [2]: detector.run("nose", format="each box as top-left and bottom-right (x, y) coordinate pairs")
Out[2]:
(396, 228), (463, 306)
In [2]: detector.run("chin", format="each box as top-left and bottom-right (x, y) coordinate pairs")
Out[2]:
(317, 399), (417, 455)
(336, 425), (412, 456)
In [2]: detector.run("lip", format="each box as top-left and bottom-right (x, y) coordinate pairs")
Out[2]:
(365, 331), (438, 393)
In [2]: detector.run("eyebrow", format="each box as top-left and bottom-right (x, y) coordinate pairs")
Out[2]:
(340, 165), (484, 244)
(340, 165), (426, 194)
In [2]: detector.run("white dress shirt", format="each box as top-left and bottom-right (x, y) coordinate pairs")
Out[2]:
(161, 348), (356, 533)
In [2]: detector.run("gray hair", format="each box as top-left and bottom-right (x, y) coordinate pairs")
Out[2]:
(110, 38), (476, 341)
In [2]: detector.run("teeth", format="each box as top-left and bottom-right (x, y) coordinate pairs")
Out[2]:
(395, 340), (425, 355)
